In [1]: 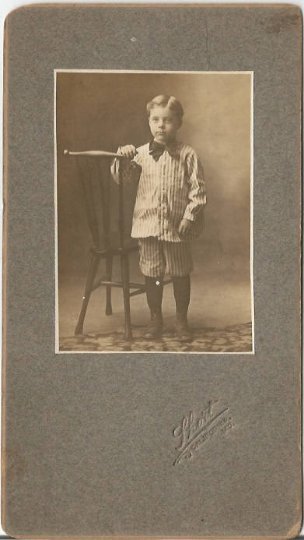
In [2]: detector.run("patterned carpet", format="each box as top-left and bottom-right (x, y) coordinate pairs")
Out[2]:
(59, 322), (252, 353)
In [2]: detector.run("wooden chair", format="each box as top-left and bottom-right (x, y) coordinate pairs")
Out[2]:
(64, 149), (147, 340)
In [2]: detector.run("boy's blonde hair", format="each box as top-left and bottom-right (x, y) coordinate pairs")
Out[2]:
(146, 95), (184, 123)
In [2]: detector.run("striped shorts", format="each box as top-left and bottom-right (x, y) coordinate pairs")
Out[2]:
(138, 237), (193, 277)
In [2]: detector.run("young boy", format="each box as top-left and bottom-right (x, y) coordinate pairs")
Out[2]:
(111, 95), (206, 341)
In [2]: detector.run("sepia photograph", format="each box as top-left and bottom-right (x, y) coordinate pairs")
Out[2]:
(55, 70), (253, 353)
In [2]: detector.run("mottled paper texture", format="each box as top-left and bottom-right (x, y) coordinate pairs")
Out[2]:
(2, 4), (302, 538)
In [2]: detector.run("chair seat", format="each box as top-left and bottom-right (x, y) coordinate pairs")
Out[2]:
(91, 240), (139, 257)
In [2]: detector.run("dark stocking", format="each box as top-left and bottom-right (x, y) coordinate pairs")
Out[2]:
(144, 276), (164, 316)
(172, 275), (191, 319)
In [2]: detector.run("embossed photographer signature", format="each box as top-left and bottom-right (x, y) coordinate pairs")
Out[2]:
(172, 400), (233, 465)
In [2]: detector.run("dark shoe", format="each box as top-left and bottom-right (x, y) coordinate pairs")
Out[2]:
(144, 313), (163, 339)
(175, 317), (191, 342)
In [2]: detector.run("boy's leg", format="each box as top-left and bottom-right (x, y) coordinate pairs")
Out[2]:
(164, 241), (193, 341)
(144, 276), (164, 338)
(138, 237), (165, 338)
(173, 274), (191, 337)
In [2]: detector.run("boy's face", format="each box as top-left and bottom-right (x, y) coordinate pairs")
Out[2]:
(148, 105), (181, 145)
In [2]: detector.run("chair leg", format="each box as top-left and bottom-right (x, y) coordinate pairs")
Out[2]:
(105, 254), (113, 316)
(120, 253), (132, 340)
(75, 252), (100, 335)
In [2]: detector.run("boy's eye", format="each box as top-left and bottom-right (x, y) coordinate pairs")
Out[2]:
(151, 118), (172, 123)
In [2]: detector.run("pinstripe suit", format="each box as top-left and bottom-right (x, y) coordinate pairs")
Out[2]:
(111, 140), (206, 277)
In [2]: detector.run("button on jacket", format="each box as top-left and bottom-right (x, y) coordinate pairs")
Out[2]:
(111, 141), (207, 242)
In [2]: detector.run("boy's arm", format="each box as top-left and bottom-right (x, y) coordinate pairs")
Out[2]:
(182, 151), (207, 222)
(110, 147), (141, 185)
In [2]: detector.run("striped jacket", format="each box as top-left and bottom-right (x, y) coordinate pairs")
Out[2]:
(111, 140), (207, 242)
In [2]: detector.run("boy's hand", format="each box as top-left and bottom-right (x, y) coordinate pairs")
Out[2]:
(118, 145), (137, 159)
(178, 218), (192, 238)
